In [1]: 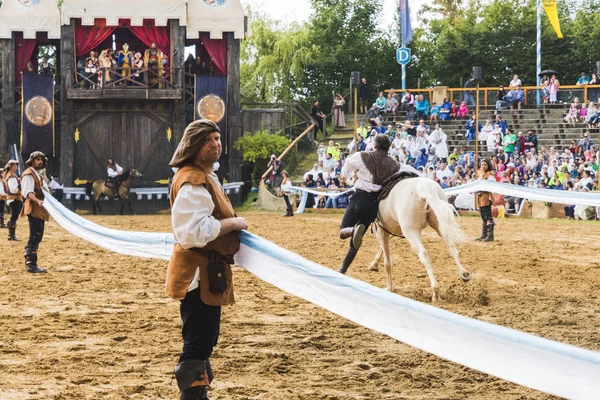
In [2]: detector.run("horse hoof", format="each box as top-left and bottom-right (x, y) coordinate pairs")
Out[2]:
(432, 289), (441, 303)
(368, 263), (379, 272)
(461, 272), (473, 282)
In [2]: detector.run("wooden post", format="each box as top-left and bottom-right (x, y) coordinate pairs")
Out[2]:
(353, 86), (358, 145)
(60, 22), (76, 185)
(227, 32), (243, 183)
(1, 38), (16, 159)
(261, 124), (316, 180)
(292, 193), (297, 212)
(171, 20), (186, 146)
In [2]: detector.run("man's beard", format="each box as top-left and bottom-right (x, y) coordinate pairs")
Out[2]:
(33, 164), (44, 171)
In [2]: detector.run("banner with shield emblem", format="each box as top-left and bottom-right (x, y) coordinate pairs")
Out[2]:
(195, 75), (227, 138)
(21, 73), (54, 157)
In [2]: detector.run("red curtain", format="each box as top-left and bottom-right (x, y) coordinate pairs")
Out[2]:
(128, 20), (170, 56)
(15, 33), (36, 83)
(75, 19), (116, 57)
(201, 34), (227, 75)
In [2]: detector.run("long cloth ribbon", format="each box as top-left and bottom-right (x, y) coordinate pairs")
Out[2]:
(42, 191), (600, 399)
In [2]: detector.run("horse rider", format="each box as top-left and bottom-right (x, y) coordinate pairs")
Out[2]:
(106, 158), (123, 195)
(338, 134), (400, 274)
(167, 119), (248, 400)
(5, 159), (23, 241)
(21, 151), (51, 274)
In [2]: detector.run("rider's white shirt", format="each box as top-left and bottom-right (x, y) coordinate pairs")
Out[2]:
(342, 151), (381, 192)
(107, 164), (123, 178)
(171, 172), (223, 292)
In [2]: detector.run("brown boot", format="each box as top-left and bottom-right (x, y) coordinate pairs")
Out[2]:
(482, 224), (495, 242)
(474, 222), (486, 241)
(175, 360), (210, 399)
(339, 227), (354, 240)
(338, 246), (358, 274)
(8, 226), (19, 241)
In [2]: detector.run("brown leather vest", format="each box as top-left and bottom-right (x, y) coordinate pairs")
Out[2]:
(166, 164), (240, 304)
(476, 171), (493, 207)
(20, 168), (50, 221)
(5, 173), (23, 202)
(360, 150), (401, 187)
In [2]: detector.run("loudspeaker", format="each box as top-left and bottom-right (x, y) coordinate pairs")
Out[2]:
(473, 67), (482, 80)
(596, 62), (600, 77)
(351, 71), (360, 86)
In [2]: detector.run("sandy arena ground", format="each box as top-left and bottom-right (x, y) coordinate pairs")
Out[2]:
(1, 210), (600, 399)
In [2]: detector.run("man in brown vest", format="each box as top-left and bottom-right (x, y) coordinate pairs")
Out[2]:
(338, 134), (400, 274)
(167, 119), (248, 400)
(20, 152), (51, 274)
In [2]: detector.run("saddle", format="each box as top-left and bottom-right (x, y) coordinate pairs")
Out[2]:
(378, 171), (420, 202)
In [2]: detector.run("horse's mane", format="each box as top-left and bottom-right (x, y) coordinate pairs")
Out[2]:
(118, 168), (131, 182)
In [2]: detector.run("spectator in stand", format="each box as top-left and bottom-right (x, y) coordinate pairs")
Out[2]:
(525, 129), (538, 152)
(406, 135), (419, 159)
(585, 102), (596, 126)
(439, 98), (452, 121)
(437, 162), (453, 181)
(366, 103), (380, 127)
(430, 102), (439, 123)
(416, 119), (430, 137)
(464, 77), (475, 106)
(576, 72), (590, 86)
(465, 115), (481, 142)
(311, 99), (326, 135)
(416, 95), (430, 119)
(326, 140), (339, 161)
(304, 163), (322, 181)
(506, 85), (524, 110)
(358, 77), (371, 114)
(487, 125), (500, 153)
(457, 101), (469, 119)
(323, 152), (336, 170)
(496, 85), (508, 110)
(386, 93), (398, 121)
(448, 148), (461, 164)
(400, 90), (414, 111)
(495, 115), (508, 135)
(541, 80), (550, 104)
(480, 120), (493, 146)
(333, 93), (346, 129)
(510, 74), (522, 87)
(579, 132), (594, 151)
(429, 123), (448, 163)
(564, 102), (579, 124)
(357, 121), (368, 139)
(549, 75), (559, 104)
(324, 178), (341, 209)
(450, 101), (458, 119)
(415, 148), (428, 170)
(376, 91), (387, 114)
(515, 131), (526, 154)
(579, 102), (588, 122)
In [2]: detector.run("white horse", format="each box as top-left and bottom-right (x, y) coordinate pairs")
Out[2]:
(369, 177), (472, 302)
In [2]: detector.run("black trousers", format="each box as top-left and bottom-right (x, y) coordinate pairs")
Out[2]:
(26, 216), (45, 250)
(8, 200), (22, 227)
(283, 194), (291, 208)
(179, 287), (221, 363)
(479, 205), (494, 224)
(0, 200), (4, 217)
(340, 190), (379, 230)
(52, 189), (64, 203)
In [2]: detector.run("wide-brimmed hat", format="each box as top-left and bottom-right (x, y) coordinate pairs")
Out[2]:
(25, 151), (48, 168)
(4, 159), (18, 169)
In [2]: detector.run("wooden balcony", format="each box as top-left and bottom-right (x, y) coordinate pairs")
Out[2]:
(66, 67), (183, 100)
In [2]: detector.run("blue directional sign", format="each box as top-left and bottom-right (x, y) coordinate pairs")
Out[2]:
(396, 47), (411, 65)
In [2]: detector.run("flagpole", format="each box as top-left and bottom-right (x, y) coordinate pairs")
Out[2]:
(402, 64), (406, 90)
(536, 0), (541, 106)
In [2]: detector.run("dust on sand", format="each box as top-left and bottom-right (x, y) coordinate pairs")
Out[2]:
(1, 212), (599, 399)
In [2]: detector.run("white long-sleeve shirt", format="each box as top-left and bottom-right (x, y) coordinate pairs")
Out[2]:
(107, 164), (123, 178)
(341, 152), (381, 192)
(0, 181), (5, 197)
(21, 169), (46, 199)
(171, 173), (223, 292)
(6, 176), (20, 205)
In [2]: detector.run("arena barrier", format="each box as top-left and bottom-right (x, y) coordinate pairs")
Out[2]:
(42, 191), (600, 399)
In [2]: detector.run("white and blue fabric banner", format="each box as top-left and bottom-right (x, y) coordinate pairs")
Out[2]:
(42, 191), (600, 399)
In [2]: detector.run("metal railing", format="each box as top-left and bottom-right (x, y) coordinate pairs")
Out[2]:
(386, 84), (600, 107)
(68, 67), (182, 90)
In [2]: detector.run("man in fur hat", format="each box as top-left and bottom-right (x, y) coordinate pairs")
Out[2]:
(167, 119), (248, 400)
(20, 151), (50, 274)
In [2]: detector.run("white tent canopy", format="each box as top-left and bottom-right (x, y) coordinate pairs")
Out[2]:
(60, 0), (187, 26)
(0, 0), (61, 39)
(187, 0), (245, 39)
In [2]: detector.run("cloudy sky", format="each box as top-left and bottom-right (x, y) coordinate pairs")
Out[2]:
(240, 0), (427, 27)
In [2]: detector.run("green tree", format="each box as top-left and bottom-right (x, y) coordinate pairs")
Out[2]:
(234, 129), (291, 185)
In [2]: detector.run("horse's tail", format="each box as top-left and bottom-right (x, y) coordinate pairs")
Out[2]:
(420, 180), (465, 244)
(85, 182), (93, 198)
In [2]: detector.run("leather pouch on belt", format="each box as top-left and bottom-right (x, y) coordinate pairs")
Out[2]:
(208, 252), (228, 294)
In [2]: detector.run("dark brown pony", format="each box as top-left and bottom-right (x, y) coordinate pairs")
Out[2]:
(85, 168), (142, 215)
